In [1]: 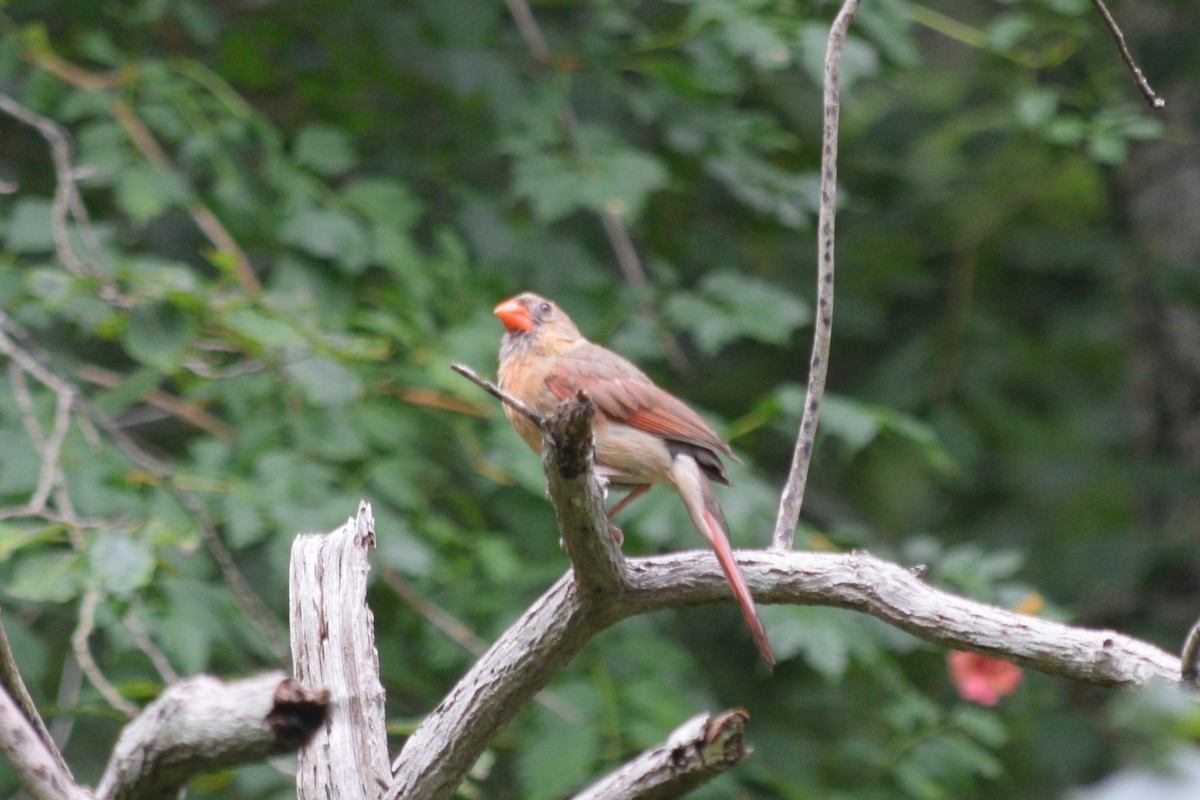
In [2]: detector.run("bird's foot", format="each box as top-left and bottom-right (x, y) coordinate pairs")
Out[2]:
(607, 523), (624, 547)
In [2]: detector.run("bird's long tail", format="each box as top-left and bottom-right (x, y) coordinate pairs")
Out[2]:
(673, 456), (775, 670)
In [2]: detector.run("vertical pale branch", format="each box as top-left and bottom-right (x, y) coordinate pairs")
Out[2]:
(290, 502), (391, 799)
(772, 0), (862, 550)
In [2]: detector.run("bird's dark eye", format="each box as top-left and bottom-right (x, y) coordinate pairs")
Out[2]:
(538, 302), (552, 316)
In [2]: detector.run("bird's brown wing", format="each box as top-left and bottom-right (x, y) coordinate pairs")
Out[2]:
(545, 344), (735, 460)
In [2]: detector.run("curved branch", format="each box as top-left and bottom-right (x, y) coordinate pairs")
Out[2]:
(385, 542), (1178, 799)
(621, 550), (1179, 686)
(383, 404), (1178, 798)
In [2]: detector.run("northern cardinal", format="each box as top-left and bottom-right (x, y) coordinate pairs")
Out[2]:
(494, 292), (775, 668)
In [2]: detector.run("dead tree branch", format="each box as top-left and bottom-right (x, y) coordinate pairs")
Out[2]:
(374, 386), (1177, 798)
(95, 672), (328, 800)
(290, 502), (391, 799)
(571, 709), (751, 800)
(0, 683), (92, 800)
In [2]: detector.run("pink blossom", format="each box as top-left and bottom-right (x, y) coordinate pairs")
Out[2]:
(947, 650), (1022, 706)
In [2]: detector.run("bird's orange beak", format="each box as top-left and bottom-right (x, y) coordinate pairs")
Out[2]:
(494, 298), (533, 331)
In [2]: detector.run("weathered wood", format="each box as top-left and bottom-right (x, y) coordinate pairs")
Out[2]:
(572, 709), (750, 800)
(622, 549), (1180, 686)
(0, 684), (93, 800)
(290, 502), (391, 800)
(95, 672), (327, 800)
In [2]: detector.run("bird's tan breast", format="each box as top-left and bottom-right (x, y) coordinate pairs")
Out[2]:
(497, 340), (561, 452)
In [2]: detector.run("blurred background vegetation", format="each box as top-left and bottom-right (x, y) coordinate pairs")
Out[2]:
(1, 0), (1198, 797)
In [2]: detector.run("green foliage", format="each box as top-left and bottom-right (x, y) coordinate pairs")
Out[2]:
(0, 0), (1192, 797)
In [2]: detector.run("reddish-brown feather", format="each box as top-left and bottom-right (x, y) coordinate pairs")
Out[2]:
(545, 346), (733, 458)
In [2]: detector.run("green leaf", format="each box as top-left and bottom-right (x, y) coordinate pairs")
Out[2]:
(762, 607), (851, 679)
(0, 524), (58, 562)
(510, 127), (668, 223)
(662, 292), (743, 356)
(6, 199), (56, 253)
(284, 357), (363, 406)
(279, 207), (370, 273)
(115, 163), (191, 223)
(0, 430), (40, 495)
(700, 272), (810, 345)
(293, 124), (358, 176)
(160, 577), (237, 673)
(90, 366), (167, 418)
(7, 549), (82, 602)
(664, 273), (809, 355)
(220, 308), (307, 352)
(123, 300), (196, 369)
(87, 530), (155, 596)
(814, 394), (958, 474)
(706, 150), (821, 229)
(819, 394), (884, 454)
(518, 689), (602, 799)
(343, 177), (422, 227)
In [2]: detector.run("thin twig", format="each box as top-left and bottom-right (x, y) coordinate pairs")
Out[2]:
(381, 567), (581, 723)
(451, 362), (547, 430)
(2, 328), (82, 538)
(1089, 0), (1164, 109)
(503, 0), (551, 61)
(50, 653), (82, 756)
(76, 363), (234, 440)
(381, 568), (490, 657)
(0, 90), (127, 307)
(169, 484), (292, 664)
(109, 99), (263, 293)
(72, 588), (139, 718)
(31, 386), (75, 512)
(123, 611), (180, 685)
(772, 0), (859, 549)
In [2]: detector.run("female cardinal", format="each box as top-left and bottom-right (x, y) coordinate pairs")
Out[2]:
(494, 292), (775, 668)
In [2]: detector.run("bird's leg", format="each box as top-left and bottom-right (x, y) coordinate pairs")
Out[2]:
(604, 483), (650, 546)
(606, 483), (650, 519)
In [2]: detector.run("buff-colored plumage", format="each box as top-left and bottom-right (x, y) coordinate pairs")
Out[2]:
(495, 292), (774, 668)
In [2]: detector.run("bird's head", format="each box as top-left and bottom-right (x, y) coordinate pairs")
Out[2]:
(494, 293), (583, 355)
